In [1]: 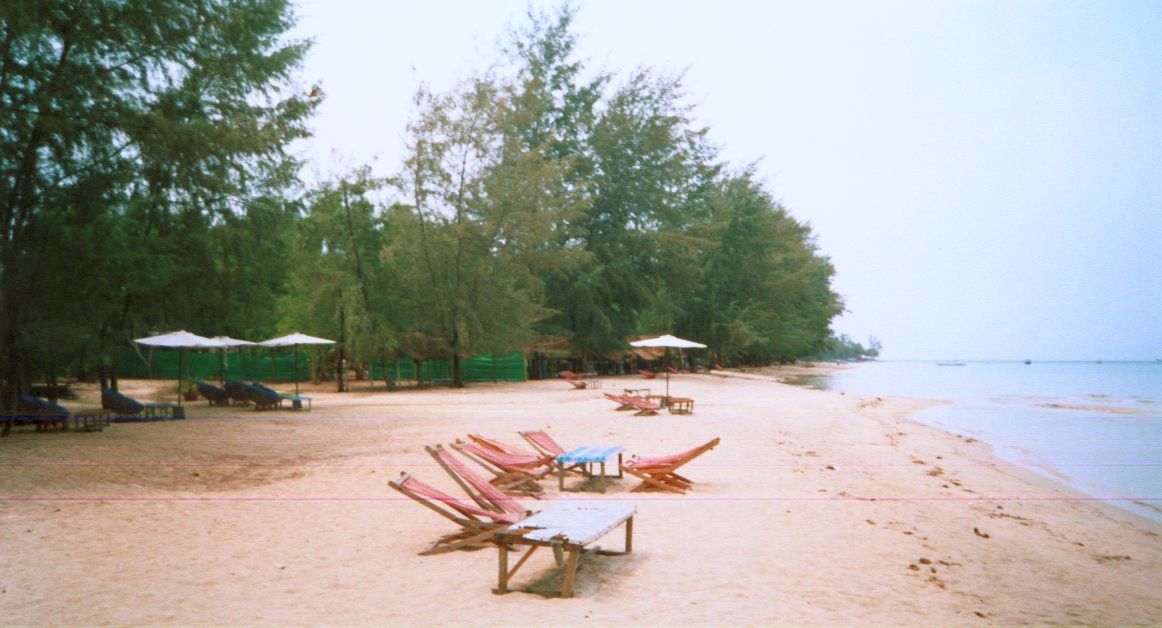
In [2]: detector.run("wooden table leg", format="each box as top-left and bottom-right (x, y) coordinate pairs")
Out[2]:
(494, 544), (510, 594)
(558, 461), (565, 491)
(626, 516), (634, 553)
(561, 549), (580, 598)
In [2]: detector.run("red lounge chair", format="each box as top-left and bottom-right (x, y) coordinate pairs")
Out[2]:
(604, 393), (660, 416)
(453, 439), (554, 496)
(519, 429), (566, 457)
(626, 396), (660, 416)
(558, 370), (593, 379)
(604, 392), (636, 411)
(388, 472), (527, 555)
(621, 437), (721, 493)
(468, 433), (555, 463)
(427, 444), (531, 519)
(565, 378), (588, 390)
(519, 429), (590, 477)
(639, 369), (657, 379)
(666, 366), (678, 374)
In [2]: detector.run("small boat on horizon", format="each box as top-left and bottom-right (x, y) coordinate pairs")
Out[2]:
(936, 362), (966, 366)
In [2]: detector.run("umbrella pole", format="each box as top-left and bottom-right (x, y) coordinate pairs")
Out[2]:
(294, 344), (300, 396)
(219, 349), (226, 386)
(178, 349), (184, 405)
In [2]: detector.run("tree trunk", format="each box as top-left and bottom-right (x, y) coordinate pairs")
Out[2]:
(452, 353), (462, 388)
(338, 306), (347, 392)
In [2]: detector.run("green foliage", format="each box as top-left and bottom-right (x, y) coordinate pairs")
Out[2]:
(803, 334), (879, 361)
(1, 1), (853, 413)
(0, 0), (313, 413)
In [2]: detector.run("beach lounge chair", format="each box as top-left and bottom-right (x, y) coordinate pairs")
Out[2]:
(249, 382), (282, 410)
(224, 380), (252, 405)
(621, 437), (721, 493)
(388, 472), (528, 555)
(519, 429), (596, 479)
(625, 396), (660, 416)
(452, 439), (553, 497)
(427, 444), (532, 518)
(196, 380), (230, 406)
(565, 378), (589, 390)
(558, 370), (593, 380)
(16, 394), (70, 431)
(101, 388), (145, 419)
(639, 369), (657, 379)
(604, 393), (659, 416)
(518, 429), (567, 457)
(468, 433), (556, 462)
(604, 392), (636, 411)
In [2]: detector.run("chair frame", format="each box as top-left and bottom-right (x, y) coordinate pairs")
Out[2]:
(426, 444), (531, 519)
(388, 472), (525, 555)
(452, 439), (553, 497)
(621, 437), (721, 493)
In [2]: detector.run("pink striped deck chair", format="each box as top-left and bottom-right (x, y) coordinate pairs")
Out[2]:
(621, 437), (721, 493)
(468, 433), (556, 465)
(518, 430), (567, 457)
(518, 429), (590, 477)
(388, 472), (525, 555)
(604, 393), (659, 416)
(452, 439), (553, 496)
(426, 444), (530, 519)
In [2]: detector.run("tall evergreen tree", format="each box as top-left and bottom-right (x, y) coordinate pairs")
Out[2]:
(0, 1), (313, 429)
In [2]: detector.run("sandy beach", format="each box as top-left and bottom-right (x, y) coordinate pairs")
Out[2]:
(2, 367), (1160, 625)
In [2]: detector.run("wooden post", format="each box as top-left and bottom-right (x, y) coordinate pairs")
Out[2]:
(495, 544), (509, 594)
(561, 549), (580, 598)
(625, 516), (634, 553)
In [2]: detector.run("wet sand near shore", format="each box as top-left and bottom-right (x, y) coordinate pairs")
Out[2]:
(2, 368), (1159, 624)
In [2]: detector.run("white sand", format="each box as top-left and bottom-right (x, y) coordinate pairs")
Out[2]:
(2, 368), (1160, 624)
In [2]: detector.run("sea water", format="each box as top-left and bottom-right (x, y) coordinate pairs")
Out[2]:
(792, 361), (1162, 523)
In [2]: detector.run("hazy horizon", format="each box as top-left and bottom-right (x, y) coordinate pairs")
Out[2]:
(290, 0), (1161, 361)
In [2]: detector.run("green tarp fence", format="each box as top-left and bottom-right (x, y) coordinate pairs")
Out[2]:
(370, 351), (526, 383)
(114, 347), (526, 383)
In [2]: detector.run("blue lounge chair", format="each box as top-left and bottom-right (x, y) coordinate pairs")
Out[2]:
(224, 380), (252, 405)
(102, 389), (145, 419)
(197, 380), (230, 406)
(250, 382), (282, 411)
(16, 394), (70, 431)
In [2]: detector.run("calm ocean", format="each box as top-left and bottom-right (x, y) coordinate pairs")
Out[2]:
(791, 361), (1162, 523)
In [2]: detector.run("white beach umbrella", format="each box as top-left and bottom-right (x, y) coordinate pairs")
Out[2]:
(258, 333), (336, 395)
(629, 334), (707, 401)
(134, 331), (226, 403)
(629, 334), (707, 349)
(135, 330), (223, 349)
(210, 336), (257, 384)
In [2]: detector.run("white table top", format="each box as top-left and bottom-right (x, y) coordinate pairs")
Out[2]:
(509, 502), (636, 545)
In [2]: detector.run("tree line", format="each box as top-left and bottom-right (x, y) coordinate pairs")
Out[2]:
(1, 2), (848, 422)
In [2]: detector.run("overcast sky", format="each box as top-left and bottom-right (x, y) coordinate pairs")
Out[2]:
(289, 0), (1161, 361)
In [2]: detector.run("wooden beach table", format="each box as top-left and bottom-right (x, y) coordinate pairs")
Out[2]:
(494, 502), (636, 598)
(279, 394), (312, 410)
(143, 402), (185, 420)
(556, 445), (624, 493)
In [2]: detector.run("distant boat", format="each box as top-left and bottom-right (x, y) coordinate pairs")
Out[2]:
(936, 362), (966, 366)
(1025, 359), (1032, 365)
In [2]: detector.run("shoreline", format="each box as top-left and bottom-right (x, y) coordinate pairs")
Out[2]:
(2, 370), (1160, 624)
(777, 361), (1162, 527)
